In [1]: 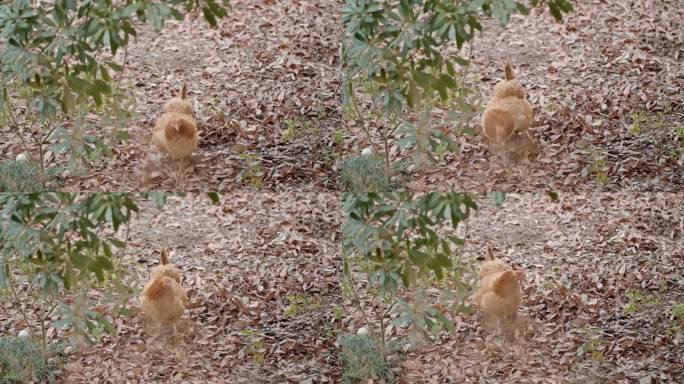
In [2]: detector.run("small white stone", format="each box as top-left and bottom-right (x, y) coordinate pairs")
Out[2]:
(357, 327), (368, 336)
(361, 147), (373, 157)
(18, 329), (29, 338)
(15, 152), (28, 162)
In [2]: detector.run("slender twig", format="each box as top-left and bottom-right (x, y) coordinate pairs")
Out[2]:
(459, 39), (476, 84)
(341, 254), (374, 337)
(23, 105), (51, 183)
(4, 94), (33, 156)
(368, 284), (399, 360)
(380, 118), (402, 184)
(347, 87), (379, 155)
(117, 43), (129, 84)
(6, 274), (36, 343)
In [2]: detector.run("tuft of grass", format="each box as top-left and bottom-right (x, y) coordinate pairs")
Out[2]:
(283, 294), (321, 318)
(237, 154), (264, 189)
(331, 130), (344, 146)
(239, 330), (266, 365)
(0, 336), (66, 384)
(332, 307), (343, 322)
(670, 303), (684, 339)
(673, 303), (684, 320)
(0, 160), (42, 192)
(340, 155), (409, 192)
(583, 148), (608, 185)
(676, 125), (684, 140)
(623, 291), (645, 315)
(577, 326), (604, 362)
(339, 333), (403, 384)
(627, 111), (667, 136)
(626, 110), (684, 163)
(672, 125), (684, 164)
(281, 117), (320, 142)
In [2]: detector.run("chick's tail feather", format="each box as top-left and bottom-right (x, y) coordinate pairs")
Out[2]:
(180, 82), (187, 99)
(144, 276), (173, 300)
(164, 117), (195, 141)
(504, 62), (515, 80)
(486, 246), (495, 261)
(493, 270), (518, 296)
(160, 249), (169, 265)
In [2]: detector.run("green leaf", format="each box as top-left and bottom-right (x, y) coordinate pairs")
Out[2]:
(407, 80), (419, 108)
(207, 192), (220, 204)
(63, 263), (77, 290)
(60, 88), (75, 114)
(467, 0), (487, 11)
(95, 256), (114, 271)
(516, 3), (530, 15)
(547, 191), (559, 202)
(91, 79), (112, 96)
(453, 56), (470, 67)
(489, 191), (506, 206)
(66, 76), (90, 92)
(555, 0), (573, 14)
(548, 2), (562, 21)
(201, 6), (218, 28)
(119, 4), (139, 18)
(413, 71), (434, 88)
(69, 252), (90, 268)
(0, 261), (8, 288)
(438, 74), (457, 89)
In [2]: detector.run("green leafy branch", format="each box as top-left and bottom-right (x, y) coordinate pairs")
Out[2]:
(342, 192), (477, 361)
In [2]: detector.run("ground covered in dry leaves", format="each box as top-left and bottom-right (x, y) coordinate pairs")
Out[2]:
(2, 192), (681, 383)
(0, 0), (342, 192)
(361, 193), (682, 383)
(1, 0), (683, 383)
(2, 0), (680, 192)
(1, 194), (342, 383)
(412, 0), (683, 192)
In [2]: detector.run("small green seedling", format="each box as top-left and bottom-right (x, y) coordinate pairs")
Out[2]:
(237, 154), (264, 189)
(283, 294), (321, 318)
(331, 130), (344, 146)
(584, 147), (609, 185)
(578, 326), (604, 362)
(239, 329), (266, 365)
(281, 117), (319, 142)
(340, 155), (409, 192)
(623, 291), (645, 315)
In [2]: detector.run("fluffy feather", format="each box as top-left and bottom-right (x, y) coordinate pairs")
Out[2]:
(152, 83), (198, 160)
(481, 63), (536, 155)
(141, 250), (187, 328)
(474, 248), (524, 324)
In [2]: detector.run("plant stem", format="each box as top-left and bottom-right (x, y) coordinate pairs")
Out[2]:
(6, 272), (37, 350)
(24, 108), (48, 185)
(341, 255), (373, 337)
(379, 310), (387, 359)
(382, 119), (402, 186)
(369, 295), (397, 362)
(37, 308), (48, 360)
(348, 89), (378, 155)
(5, 93), (33, 157)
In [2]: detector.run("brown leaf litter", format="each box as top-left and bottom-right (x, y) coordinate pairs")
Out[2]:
(411, 1), (683, 193)
(0, 193), (342, 383)
(340, 192), (683, 383)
